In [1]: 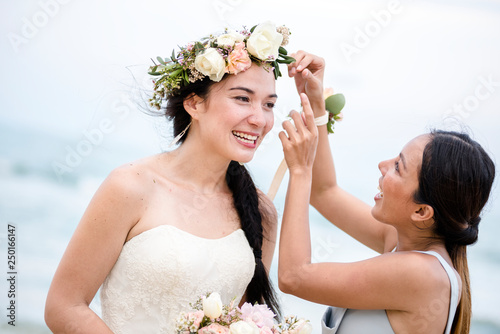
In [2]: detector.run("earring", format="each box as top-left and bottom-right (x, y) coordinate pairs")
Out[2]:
(168, 121), (192, 148)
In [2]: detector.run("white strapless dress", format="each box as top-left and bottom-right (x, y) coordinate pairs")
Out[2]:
(100, 225), (255, 333)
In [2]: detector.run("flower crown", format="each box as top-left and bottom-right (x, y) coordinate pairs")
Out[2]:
(148, 22), (295, 110)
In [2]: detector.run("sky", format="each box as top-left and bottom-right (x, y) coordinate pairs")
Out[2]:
(1, 0), (500, 330)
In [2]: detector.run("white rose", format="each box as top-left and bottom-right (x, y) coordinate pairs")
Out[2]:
(194, 48), (226, 82)
(229, 321), (259, 334)
(217, 30), (245, 47)
(202, 292), (223, 318)
(246, 22), (283, 61)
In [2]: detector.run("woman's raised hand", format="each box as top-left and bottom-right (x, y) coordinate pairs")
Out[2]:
(288, 51), (326, 115)
(279, 93), (318, 175)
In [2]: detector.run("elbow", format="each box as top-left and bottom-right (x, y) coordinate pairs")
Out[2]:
(44, 294), (75, 333)
(278, 266), (303, 295)
(44, 300), (60, 332)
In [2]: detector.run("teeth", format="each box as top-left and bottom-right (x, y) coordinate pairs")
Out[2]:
(232, 131), (257, 142)
(377, 186), (384, 198)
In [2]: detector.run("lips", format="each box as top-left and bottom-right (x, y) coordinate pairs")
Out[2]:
(232, 131), (258, 145)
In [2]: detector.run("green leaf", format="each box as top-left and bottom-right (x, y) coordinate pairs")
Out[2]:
(156, 56), (165, 65)
(194, 42), (205, 54)
(148, 65), (160, 75)
(170, 68), (183, 77)
(276, 57), (295, 64)
(250, 25), (257, 33)
(171, 49), (176, 62)
(273, 61), (281, 79)
(327, 121), (335, 134)
(325, 94), (346, 115)
(279, 46), (287, 55)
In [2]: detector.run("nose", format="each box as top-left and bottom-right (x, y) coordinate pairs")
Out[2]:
(378, 159), (389, 176)
(248, 105), (267, 128)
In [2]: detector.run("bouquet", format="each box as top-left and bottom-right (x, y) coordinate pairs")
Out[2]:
(175, 292), (312, 334)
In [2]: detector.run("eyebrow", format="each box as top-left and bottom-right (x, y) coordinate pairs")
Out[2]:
(229, 86), (278, 98)
(399, 153), (407, 170)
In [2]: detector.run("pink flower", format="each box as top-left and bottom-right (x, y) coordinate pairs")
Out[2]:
(187, 310), (204, 329)
(260, 326), (274, 334)
(226, 42), (252, 75)
(335, 112), (344, 122)
(240, 303), (275, 329)
(199, 323), (230, 334)
(323, 87), (334, 100)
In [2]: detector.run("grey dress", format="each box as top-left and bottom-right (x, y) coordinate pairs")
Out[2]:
(322, 251), (460, 334)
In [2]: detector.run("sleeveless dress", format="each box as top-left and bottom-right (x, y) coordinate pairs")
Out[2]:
(322, 251), (460, 334)
(100, 225), (255, 334)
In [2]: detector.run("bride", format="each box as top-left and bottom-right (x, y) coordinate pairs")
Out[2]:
(45, 22), (293, 333)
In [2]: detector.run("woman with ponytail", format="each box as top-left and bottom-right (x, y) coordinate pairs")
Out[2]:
(45, 22), (292, 333)
(278, 51), (495, 333)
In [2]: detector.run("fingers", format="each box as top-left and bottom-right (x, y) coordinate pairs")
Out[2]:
(281, 94), (317, 140)
(288, 50), (311, 77)
(300, 93), (317, 135)
(288, 51), (325, 77)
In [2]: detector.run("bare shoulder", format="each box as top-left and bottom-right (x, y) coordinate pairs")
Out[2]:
(383, 251), (451, 292)
(88, 155), (163, 225)
(104, 155), (161, 195)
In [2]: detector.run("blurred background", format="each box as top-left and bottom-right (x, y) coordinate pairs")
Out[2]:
(1, 0), (499, 332)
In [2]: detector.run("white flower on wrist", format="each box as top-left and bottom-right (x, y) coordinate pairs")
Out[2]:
(195, 48), (226, 82)
(246, 21), (283, 61)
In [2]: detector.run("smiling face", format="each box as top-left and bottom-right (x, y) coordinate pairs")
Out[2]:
(371, 135), (432, 227)
(189, 63), (277, 163)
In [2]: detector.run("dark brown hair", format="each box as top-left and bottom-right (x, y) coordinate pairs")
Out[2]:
(413, 130), (495, 333)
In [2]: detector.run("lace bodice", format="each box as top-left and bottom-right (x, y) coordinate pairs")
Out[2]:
(100, 225), (255, 333)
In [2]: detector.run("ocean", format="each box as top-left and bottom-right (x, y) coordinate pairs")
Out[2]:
(0, 119), (499, 334)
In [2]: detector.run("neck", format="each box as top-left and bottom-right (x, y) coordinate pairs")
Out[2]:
(162, 134), (232, 194)
(393, 223), (445, 253)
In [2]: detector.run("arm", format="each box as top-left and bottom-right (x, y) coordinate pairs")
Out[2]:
(288, 51), (397, 254)
(45, 166), (146, 333)
(277, 93), (441, 312)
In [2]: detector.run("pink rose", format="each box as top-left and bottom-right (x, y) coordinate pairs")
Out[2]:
(226, 42), (252, 75)
(187, 310), (205, 329)
(199, 323), (230, 334)
(240, 303), (275, 329)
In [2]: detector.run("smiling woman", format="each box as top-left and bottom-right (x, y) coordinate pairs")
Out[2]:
(44, 22), (293, 334)
(277, 51), (496, 334)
